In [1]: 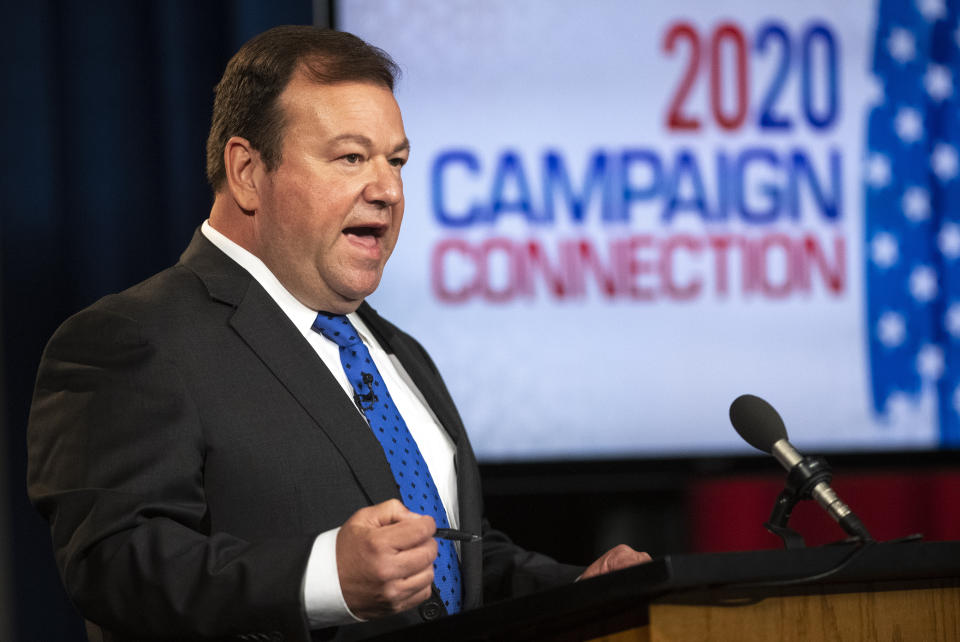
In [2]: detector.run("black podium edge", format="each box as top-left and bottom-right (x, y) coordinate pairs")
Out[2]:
(363, 540), (960, 641)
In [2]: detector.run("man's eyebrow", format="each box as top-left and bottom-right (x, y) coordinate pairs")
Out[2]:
(330, 134), (411, 154)
(330, 134), (373, 147)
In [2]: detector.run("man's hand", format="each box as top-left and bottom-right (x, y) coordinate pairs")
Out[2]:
(336, 499), (438, 619)
(579, 544), (651, 581)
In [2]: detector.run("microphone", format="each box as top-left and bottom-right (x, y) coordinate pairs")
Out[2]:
(729, 394), (873, 542)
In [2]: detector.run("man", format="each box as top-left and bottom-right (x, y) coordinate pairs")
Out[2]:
(27, 26), (648, 641)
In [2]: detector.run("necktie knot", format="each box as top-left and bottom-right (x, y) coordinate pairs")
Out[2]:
(311, 312), (362, 348)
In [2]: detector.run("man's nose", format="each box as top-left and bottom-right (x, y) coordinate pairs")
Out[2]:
(364, 159), (402, 207)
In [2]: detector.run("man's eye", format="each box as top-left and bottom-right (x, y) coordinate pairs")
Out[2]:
(389, 157), (407, 168)
(342, 154), (362, 163)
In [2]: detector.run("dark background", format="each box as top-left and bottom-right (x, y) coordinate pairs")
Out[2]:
(2, 2), (958, 640)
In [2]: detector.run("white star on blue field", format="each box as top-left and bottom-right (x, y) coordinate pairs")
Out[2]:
(866, 0), (960, 445)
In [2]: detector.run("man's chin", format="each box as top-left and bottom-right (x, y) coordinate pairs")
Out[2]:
(290, 265), (387, 313)
(320, 281), (384, 313)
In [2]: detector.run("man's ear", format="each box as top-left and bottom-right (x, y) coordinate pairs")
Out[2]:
(223, 136), (262, 213)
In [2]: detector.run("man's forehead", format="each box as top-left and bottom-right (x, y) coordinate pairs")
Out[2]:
(275, 75), (405, 142)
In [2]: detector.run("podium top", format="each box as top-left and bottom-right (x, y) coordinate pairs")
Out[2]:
(366, 539), (960, 641)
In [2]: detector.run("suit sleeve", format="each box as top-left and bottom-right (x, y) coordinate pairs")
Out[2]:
(27, 306), (315, 641)
(479, 521), (583, 603)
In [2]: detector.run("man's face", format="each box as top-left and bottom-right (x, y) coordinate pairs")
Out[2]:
(250, 72), (409, 313)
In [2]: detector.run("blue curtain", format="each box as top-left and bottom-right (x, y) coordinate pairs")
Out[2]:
(0, 1), (315, 638)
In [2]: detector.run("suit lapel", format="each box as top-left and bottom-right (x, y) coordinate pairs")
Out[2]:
(358, 305), (464, 446)
(182, 232), (400, 506)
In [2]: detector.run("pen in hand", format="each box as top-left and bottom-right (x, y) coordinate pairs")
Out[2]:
(435, 528), (482, 543)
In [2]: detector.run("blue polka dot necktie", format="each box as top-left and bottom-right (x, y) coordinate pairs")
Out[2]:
(311, 312), (462, 614)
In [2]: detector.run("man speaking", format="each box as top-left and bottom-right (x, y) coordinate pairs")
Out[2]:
(27, 26), (648, 641)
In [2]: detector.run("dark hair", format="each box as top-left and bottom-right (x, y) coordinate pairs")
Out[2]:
(205, 26), (399, 191)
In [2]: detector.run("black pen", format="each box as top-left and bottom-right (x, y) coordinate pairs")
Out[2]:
(435, 528), (482, 543)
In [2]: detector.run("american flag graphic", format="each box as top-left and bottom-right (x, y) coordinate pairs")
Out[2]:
(866, 0), (960, 445)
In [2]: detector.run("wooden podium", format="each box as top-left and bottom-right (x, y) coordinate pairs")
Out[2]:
(366, 541), (960, 641)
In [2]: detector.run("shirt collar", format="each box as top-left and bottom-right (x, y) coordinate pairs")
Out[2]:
(201, 220), (373, 342)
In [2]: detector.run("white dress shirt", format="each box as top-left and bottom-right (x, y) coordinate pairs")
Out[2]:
(201, 221), (459, 627)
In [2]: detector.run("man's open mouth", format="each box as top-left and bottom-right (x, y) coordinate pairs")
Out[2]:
(343, 225), (386, 250)
(343, 225), (386, 238)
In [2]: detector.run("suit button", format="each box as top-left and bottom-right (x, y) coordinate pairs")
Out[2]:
(419, 598), (443, 621)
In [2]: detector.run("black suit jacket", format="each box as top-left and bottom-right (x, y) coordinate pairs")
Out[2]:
(27, 230), (580, 641)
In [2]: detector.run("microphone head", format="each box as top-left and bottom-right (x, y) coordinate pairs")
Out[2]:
(729, 394), (788, 453)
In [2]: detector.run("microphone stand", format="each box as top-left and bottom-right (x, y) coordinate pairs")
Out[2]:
(764, 456), (866, 549)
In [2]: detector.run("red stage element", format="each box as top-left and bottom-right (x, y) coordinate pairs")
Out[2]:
(688, 469), (960, 551)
